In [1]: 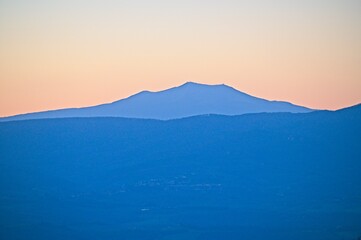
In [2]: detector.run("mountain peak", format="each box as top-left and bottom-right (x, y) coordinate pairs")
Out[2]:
(175, 82), (235, 93)
(0, 82), (313, 122)
(180, 81), (226, 88)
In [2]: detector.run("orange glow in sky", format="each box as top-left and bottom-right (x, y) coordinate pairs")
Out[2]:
(1, 0), (360, 117)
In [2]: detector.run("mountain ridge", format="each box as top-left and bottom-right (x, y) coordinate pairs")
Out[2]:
(1, 82), (314, 122)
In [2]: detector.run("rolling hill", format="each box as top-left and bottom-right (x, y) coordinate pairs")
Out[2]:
(0, 104), (360, 240)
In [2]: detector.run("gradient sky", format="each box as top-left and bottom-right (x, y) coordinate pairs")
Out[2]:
(1, 0), (360, 117)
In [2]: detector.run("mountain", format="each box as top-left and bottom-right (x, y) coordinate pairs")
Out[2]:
(0, 104), (360, 240)
(0, 82), (312, 121)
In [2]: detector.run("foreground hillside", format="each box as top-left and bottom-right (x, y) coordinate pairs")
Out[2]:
(0, 105), (360, 240)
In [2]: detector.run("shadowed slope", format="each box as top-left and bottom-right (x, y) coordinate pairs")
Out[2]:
(0, 104), (360, 240)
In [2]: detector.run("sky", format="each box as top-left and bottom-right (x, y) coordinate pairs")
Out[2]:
(0, 0), (360, 117)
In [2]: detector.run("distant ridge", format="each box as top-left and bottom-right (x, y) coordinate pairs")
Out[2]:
(0, 82), (313, 122)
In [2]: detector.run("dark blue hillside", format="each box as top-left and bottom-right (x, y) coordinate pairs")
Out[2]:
(0, 105), (360, 240)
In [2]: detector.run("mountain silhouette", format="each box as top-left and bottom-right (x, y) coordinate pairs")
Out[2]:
(0, 82), (312, 121)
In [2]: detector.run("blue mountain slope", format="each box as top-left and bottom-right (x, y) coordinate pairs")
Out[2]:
(0, 82), (312, 121)
(0, 104), (360, 240)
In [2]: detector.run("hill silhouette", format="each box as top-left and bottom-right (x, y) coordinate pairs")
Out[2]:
(0, 82), (312, 121)
(0, 104), (360, 239)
